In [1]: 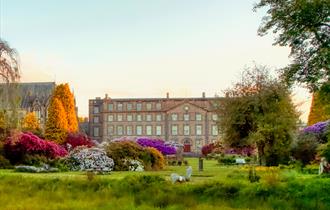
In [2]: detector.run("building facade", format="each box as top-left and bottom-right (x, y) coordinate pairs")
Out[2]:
(0, 82), (55, 128)
(18, 82), (55, 127)
(89, 93), (220, 153)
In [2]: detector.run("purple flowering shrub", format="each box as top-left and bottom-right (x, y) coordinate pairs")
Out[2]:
(106, 140), (165, 171)
(303, 121), (329, 143)
(136, 138), (176, 155)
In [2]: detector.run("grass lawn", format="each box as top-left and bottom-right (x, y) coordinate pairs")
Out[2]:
(0, 158), (329, 210)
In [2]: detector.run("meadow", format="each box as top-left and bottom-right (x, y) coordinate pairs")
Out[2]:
(0, 158), (329, 210)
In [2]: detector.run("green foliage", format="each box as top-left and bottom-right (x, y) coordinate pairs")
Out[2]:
(0, 155), (12, 169)
(106, 141), (165, 171)
(319, 142), (330, 161)
(254, 0), (330, 90)
(217, 66), (298, 166)
(0, 142), (12, 169)
(248, 166), (260, 183)
(291, 133), (319, 165)
(22, 154), (48, 167)
(217, 155), (237, 165)
(0, 158), (330, 209)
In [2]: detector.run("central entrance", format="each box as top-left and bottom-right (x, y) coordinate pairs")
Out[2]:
(183, 138), (192, 153)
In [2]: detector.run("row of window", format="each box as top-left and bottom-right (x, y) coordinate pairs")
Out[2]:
(93, 125), (219, 137)
(93, 102), (162, 113)
(93, 113), (218, 123)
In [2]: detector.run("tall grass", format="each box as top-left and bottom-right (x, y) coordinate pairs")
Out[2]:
(0, 158), (329, 209)
(0, 171), (329, 210)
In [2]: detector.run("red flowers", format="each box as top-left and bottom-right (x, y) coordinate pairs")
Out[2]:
(64, 133), (94, 149)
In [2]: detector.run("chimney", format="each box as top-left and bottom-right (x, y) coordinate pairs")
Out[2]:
(202, 92), (205, 98)
(166, 92), (169, 99)
(105, 93), (108, 99)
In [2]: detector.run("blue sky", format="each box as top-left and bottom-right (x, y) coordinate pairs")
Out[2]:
(0, 0), (311, 120)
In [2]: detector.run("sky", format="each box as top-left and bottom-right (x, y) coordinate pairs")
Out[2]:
(0, 0), (311, 121)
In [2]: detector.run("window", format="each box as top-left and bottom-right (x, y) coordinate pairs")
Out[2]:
(136, 125), (142, 135)
(108, 114), (114, 122)
(136, 103), (142, 111)
(107, 126), (114, 135)
(156, 103), (161, 110)
(127, 114), (133, 121)
(196, 125), (202, 135)
(171, 114), (178, 121)
(146, 114), (152, 121)
(212, 125), (218, 136)
(171, 125), (178, 135)
(212, 114), (218, 121)
(146, 103), (152, 110)
(146, 125), (152, 135)
(127, 103), (132, 111)
(184, 114), (190, 121)
(117, 103), (123, 111)
(93, 127), (99, 137)
(184, 125), (190, 135)
(126, 126), (133, 135)
(156, 114), (162, 121)
(196, 139), (202, 151)
(108, 103), (114, 111)
(196, 113), (202, 121)
(93, 106), (99, 114)
(117, 126), (123, 135)
(93, 116), (99, 123)
(156, 126), (162, 135)
(136, 114), (142, 121)
(117, 114), (123, 121)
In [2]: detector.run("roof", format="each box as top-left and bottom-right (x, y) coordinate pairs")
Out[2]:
(17, 82), (55, 108)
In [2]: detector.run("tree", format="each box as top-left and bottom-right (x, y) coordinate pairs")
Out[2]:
(45, 98), (68, 144)
(21, 112), (40, 132)
(0, 39), (21, 130)
(308, 92), (329, 125)
(216, 66), (299, 166)
(254, 0), (330, 90)
(52, 84), (78, 132)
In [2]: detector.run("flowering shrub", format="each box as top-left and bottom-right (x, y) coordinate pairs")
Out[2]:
(106, 141), (165, 171)
(146, 147), (165, 170)
(224, 147), (255, 156)
(126, 159), (144, 171)
(64, 133), (94, 150)
(303, 121), (329, 143)
(304, 121), (329, 134)
(4, 132), (67, 164)
(137, 138), (176, 155)
(66, 146), (114, 172)
(202, 143), (215, 156)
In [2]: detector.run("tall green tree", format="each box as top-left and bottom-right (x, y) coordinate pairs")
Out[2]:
(216, 66), (299, 166)
(254, 0), (330, 90)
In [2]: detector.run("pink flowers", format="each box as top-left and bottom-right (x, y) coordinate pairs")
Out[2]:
(4, 132), (67, 163)
(64, 133), (94, 149)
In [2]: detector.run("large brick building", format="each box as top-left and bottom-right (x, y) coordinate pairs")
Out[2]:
(89, 93), (220, 153)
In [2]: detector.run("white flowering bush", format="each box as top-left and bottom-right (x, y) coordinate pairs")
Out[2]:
(67, 146), (114, 172)
(125, 159), (144, 172)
